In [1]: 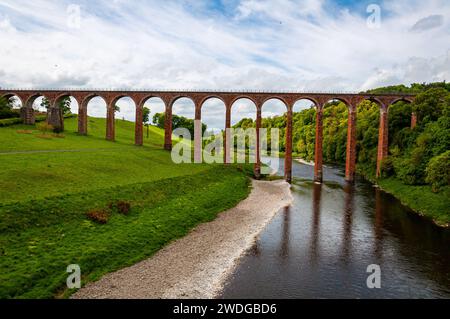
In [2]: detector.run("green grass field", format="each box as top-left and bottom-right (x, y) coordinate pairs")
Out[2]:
(0, 116), (252, 298)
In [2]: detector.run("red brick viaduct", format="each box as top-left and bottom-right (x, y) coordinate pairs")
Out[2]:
(0, 89), (416, 183)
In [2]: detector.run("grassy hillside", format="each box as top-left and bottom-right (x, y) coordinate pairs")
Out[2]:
(0, 117), (201, 203)
(0, 116), (252, 298)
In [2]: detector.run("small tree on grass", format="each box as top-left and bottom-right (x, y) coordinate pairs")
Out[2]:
(40, 97), (71, 115)
(143, 107), (151, 138)
(114, 105), (120, 123)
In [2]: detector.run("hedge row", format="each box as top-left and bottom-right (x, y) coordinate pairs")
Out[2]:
(0, 114), (76, 127)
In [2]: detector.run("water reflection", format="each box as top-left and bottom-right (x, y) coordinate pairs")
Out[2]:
(221, 157), (450, 299)
(309, 183), (322, 265)
(279, 206), (291, 260)
(374, 188), (384, 261)
(341, 183), (355, 264)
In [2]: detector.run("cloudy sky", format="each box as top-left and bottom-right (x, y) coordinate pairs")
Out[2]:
(0, 0), (449, 130)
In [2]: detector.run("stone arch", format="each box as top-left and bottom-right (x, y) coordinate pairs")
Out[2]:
(230, 97), (259, 174)
(111, 95), (136, 122)
(199, 95), (226, 110)
(81, 94), (107, 108)
(54, 93), (80, 113)
(25, 93), (49, 109)
(200, 97), (227, 164)
(79, 94), (108, 136)
(230, 97), (258, 124)
(364, 96), (384, 109)
(325, 97), (351, 109)
(170, 95), (196, 109)
(388, 97), (414, 107)
(261, 96), (289, 110)
(1, 92), (23, 108)
(260, 98), (287, 174)
(293, 96), (320, 110)
(139, 95), (167, 123)
(230, 95), (258, 107)
(139, 95), (167, 108)
(201, 97), (226, 132)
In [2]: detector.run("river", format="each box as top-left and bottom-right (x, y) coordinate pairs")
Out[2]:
(220, 157), (450, 299)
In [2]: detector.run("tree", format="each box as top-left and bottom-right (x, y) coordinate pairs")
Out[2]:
(143, 107), (151, 138)
(426, 151), (450, 192)
(40, 97), (71, 115)
(40, 98), (50, 110)
(412, 88), (448, 126)
(0, 96), (17, 119)
(152, 112), (207, 140)
(59, 97), (71, 115)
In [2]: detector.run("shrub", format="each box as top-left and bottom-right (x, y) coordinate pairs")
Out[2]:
(108, 201), (132, 215)
(426, 151), (450, 192)
(86, 210), (110, 224)
(117, 201), (131, 215)
(36, 122), (54, 135)
(394, 157), (425, 185)
(380, 157), (395, 178)
(0, 118), (22, 127)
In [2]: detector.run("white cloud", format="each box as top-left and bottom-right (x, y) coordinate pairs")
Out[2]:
(0, 0), (449, 129)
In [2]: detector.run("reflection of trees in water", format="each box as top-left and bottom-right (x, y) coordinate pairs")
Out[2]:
(309, 183), (322, 264)
(279, 206), (291, 260)
(341, 183), (355, 264)
(373, 189), (450, 290)
(374, 188), (384, 261)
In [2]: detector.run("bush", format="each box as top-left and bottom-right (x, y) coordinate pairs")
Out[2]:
(0, 109), (19, 119)
(86, 210), (110, 224)
(117, 201), (131, 215)
(426, 151), (450, 192)
(109, 201), (132, 215)
(380, 157), (395, 178)
(0, 118), (22, 127)
(394, 157), (425, 185)
(36, 122), (54, 135)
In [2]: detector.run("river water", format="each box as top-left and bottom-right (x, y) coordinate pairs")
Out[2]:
(220, 157), (450, 299)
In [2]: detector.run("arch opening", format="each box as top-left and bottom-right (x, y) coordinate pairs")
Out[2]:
(291, 99), (319, 169)
(113, 97), (135, 123)
(2, 94), (23, 110)
(141, 97), (166, 145)
(260, 98), (288, 174)
(386, 99), (414, 155)
(321, 99), (350, 167)
(85, 96), (107, 136)
(230, 98), (258, 166)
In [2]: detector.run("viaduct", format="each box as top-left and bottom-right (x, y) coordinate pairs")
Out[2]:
(0, 89), (416, 183)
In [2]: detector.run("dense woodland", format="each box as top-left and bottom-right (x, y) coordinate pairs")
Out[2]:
(233, 83), (450, 193)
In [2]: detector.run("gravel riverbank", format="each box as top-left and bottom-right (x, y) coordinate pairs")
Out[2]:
(73, 179), (293, 299)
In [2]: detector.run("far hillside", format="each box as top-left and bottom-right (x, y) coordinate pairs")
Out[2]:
(0, 116), (165, 152)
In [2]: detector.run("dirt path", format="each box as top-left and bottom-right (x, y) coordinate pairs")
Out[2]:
(0, 148), (135, 155)
(73, 179), (292, 299)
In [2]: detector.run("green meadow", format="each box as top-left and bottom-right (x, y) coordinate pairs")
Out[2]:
(0, 117), (252, 298)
